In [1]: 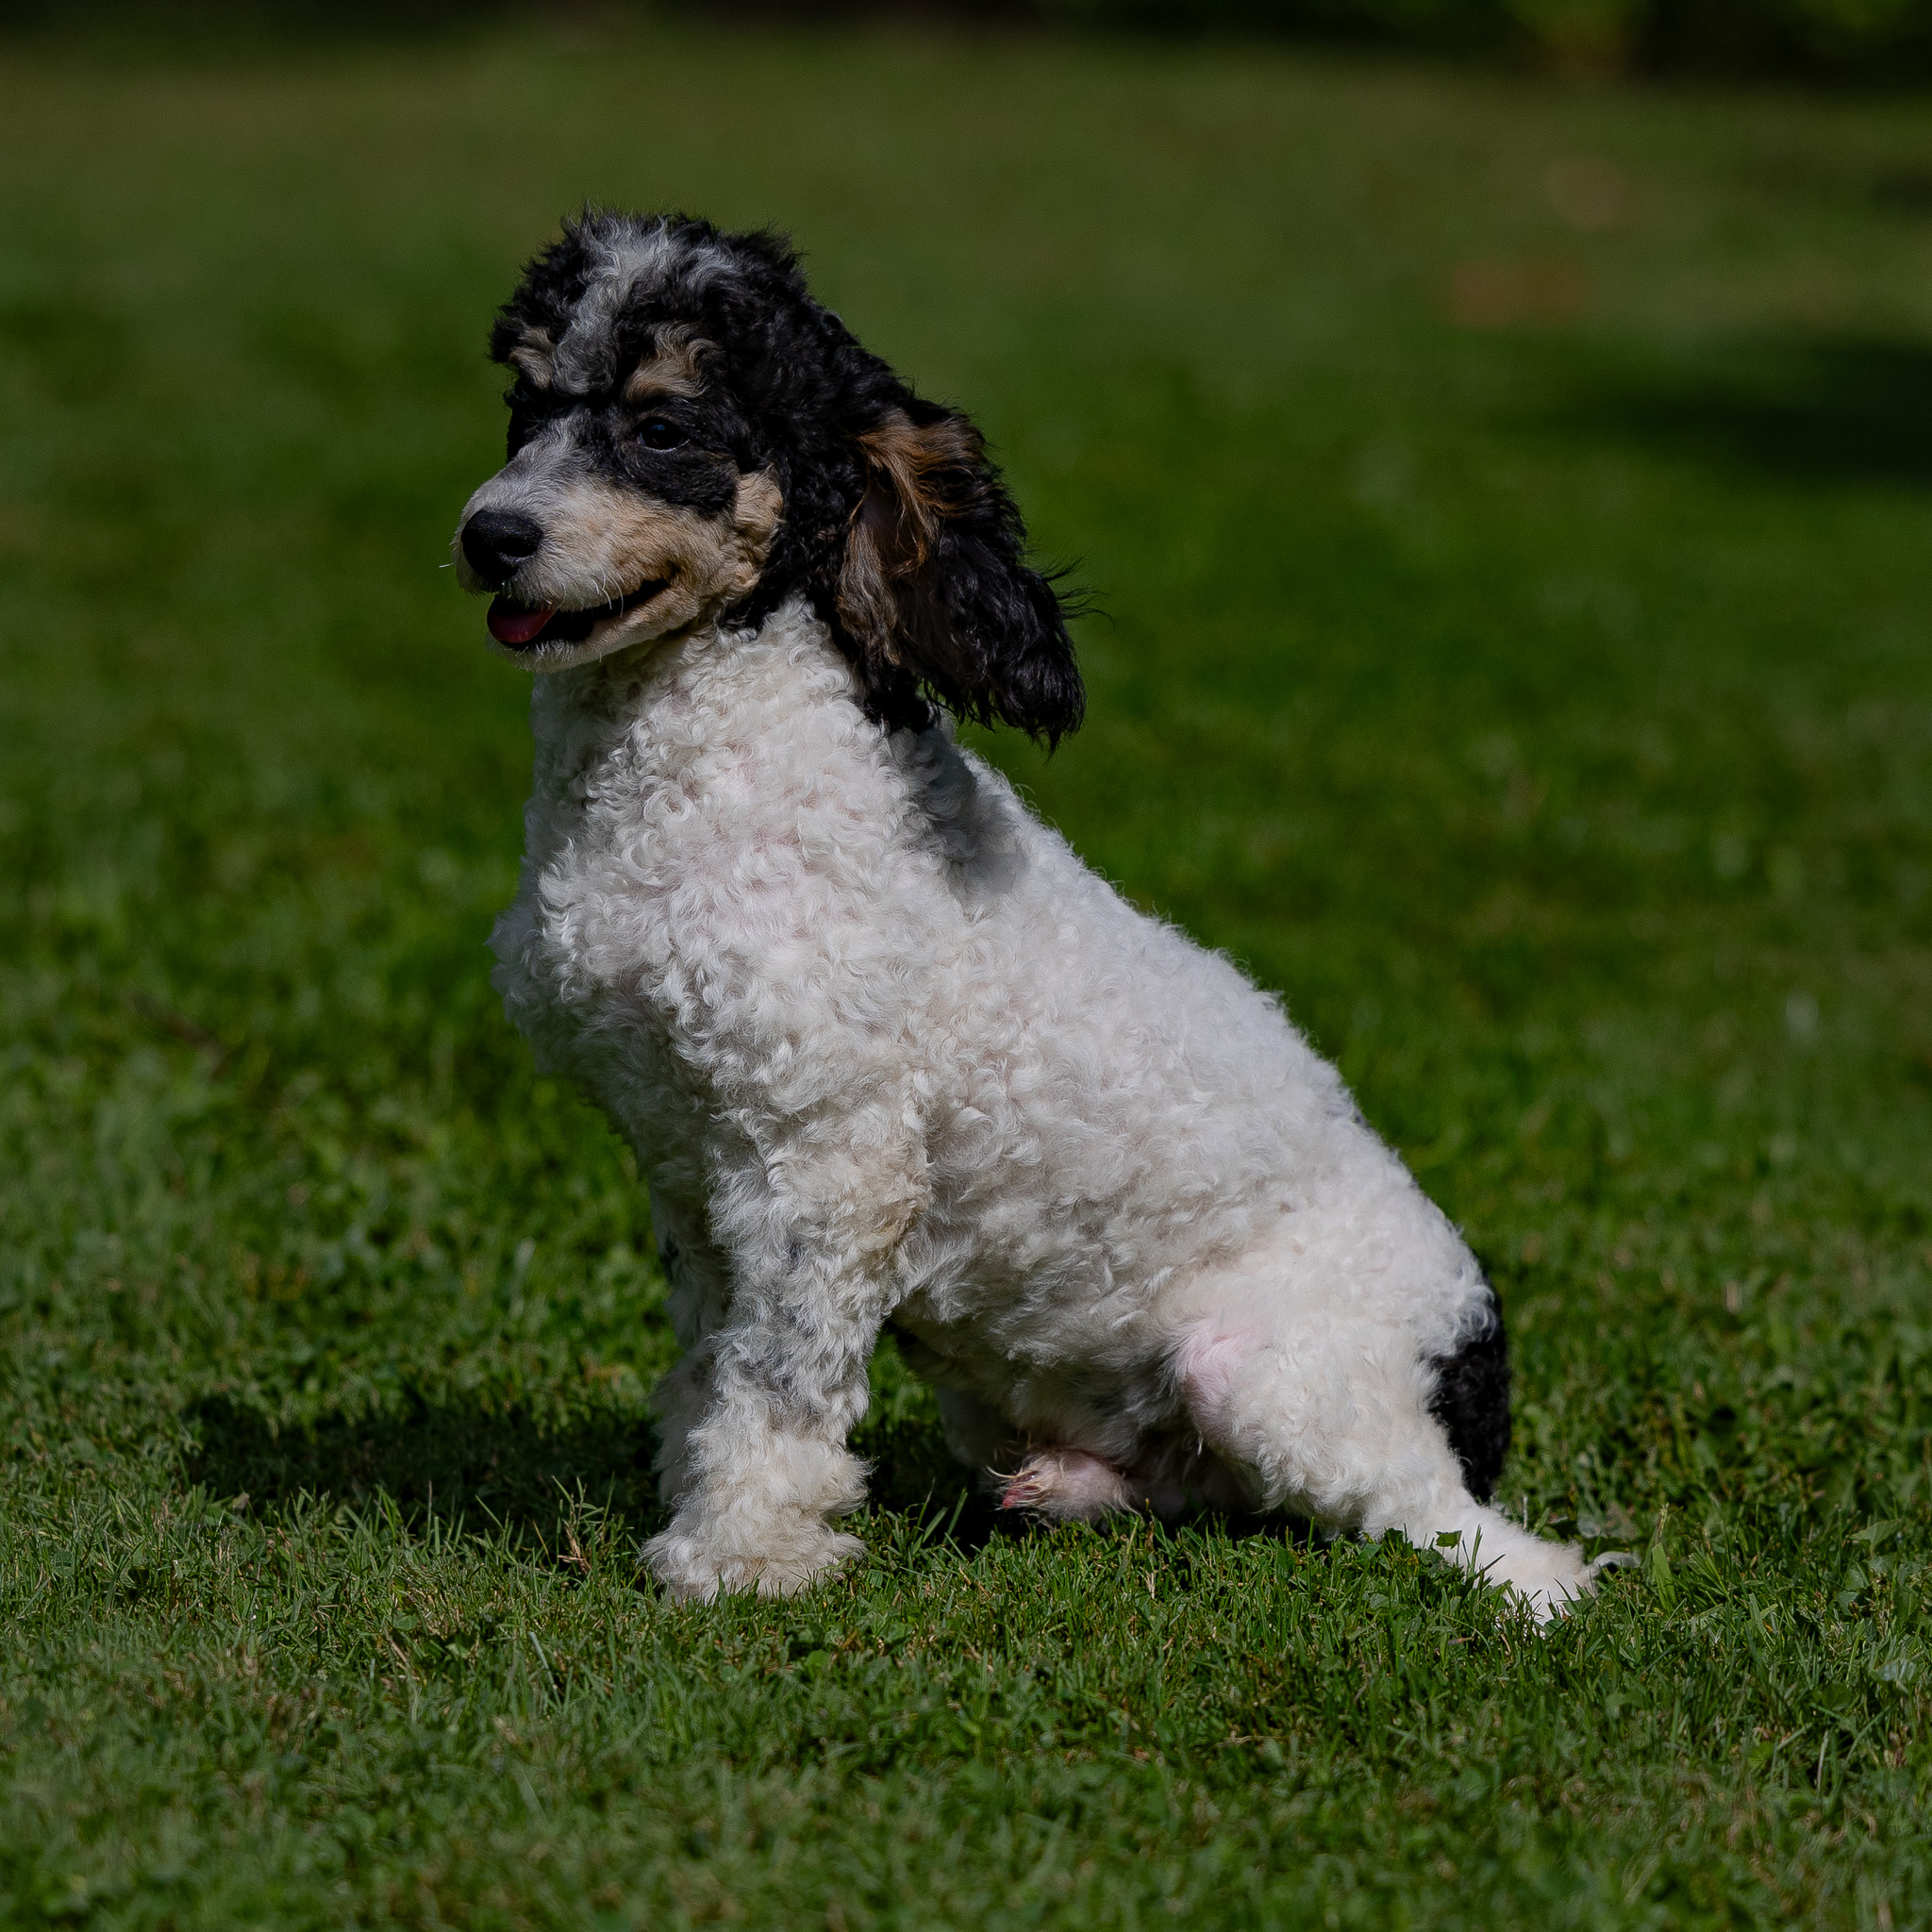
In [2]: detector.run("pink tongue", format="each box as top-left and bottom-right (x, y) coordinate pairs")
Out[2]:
(488, 598), (557, 646)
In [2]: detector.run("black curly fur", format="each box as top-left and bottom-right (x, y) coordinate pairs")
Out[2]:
(488, 210), (1084, 745)
(1425, 1289), (1510, 1502)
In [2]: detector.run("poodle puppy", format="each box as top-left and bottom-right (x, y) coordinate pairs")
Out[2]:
(453, 211), (1602, 1619)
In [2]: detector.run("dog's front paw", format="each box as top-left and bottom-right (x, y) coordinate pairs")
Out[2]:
(643, 1520), (865, 1603)
(750, 1527), (866, 1598)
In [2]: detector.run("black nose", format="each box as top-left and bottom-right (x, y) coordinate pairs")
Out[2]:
(461, 508), (543, 586)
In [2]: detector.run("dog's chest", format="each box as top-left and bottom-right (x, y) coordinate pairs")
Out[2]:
(504, 693), (696, 1013)
(489, 613), (932, 1130)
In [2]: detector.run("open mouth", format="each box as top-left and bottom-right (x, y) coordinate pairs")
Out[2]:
(486, 579), (669, 650)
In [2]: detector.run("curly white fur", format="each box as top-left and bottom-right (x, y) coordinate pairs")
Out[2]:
(490, 595), (1598, 1620)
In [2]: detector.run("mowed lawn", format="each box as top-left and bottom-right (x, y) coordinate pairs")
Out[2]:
(3, 19), (1932, 1926)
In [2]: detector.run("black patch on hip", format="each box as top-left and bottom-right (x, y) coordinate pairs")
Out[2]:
(1426, 1291), (1510, 1502)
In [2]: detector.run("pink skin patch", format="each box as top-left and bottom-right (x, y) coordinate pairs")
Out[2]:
(1172, 1325), (1251, 1432)
(1000, 1447), (1134, 1522)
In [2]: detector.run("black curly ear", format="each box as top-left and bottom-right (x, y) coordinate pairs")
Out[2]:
(836, 407), (1084, 745)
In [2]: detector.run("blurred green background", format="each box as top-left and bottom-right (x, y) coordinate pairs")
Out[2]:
(13, 0), (1932, 80)
(2, 12), (1931, 1927)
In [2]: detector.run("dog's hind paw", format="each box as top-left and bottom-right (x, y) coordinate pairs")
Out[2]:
(1426, 1512), (1624, 1626)
(1486, 1539), (1630, 1625)
(998, 1446), (1135, 1522)
(643, 1522), (864, 1603)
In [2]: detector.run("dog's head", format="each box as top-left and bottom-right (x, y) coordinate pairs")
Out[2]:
(453, 210), (1083, 742)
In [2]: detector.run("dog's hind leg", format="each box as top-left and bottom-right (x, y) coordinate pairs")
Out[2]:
(1171, 1314), (1594, 1622)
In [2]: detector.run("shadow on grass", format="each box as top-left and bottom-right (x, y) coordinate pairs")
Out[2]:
(185, 1385), (667, 1548)
(185, 1382), (1024, 1556)
(1541, 333), (1932, 491)
(185, 1383), (1298, 1567)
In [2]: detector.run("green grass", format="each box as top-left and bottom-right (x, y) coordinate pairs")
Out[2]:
(4, 19), (1932, 1926)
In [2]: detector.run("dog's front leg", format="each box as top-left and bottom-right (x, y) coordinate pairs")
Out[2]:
(641, 1258), (882, 1602)
(646, 1191), (734, 1511)
(641, 1139), (922, 1602)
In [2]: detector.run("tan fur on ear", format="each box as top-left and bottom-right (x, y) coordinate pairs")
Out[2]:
(508, 327), (556, 390)
(837, 409), (982, 667)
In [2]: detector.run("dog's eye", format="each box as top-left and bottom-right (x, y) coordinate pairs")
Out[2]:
(637, 419), (688, 452)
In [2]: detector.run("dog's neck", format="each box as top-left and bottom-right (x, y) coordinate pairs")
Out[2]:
(526, 591), (840, 745)
(517, 592), (901, 854)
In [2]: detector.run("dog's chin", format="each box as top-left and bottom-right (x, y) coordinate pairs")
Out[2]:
(484, 580), (691, 673)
